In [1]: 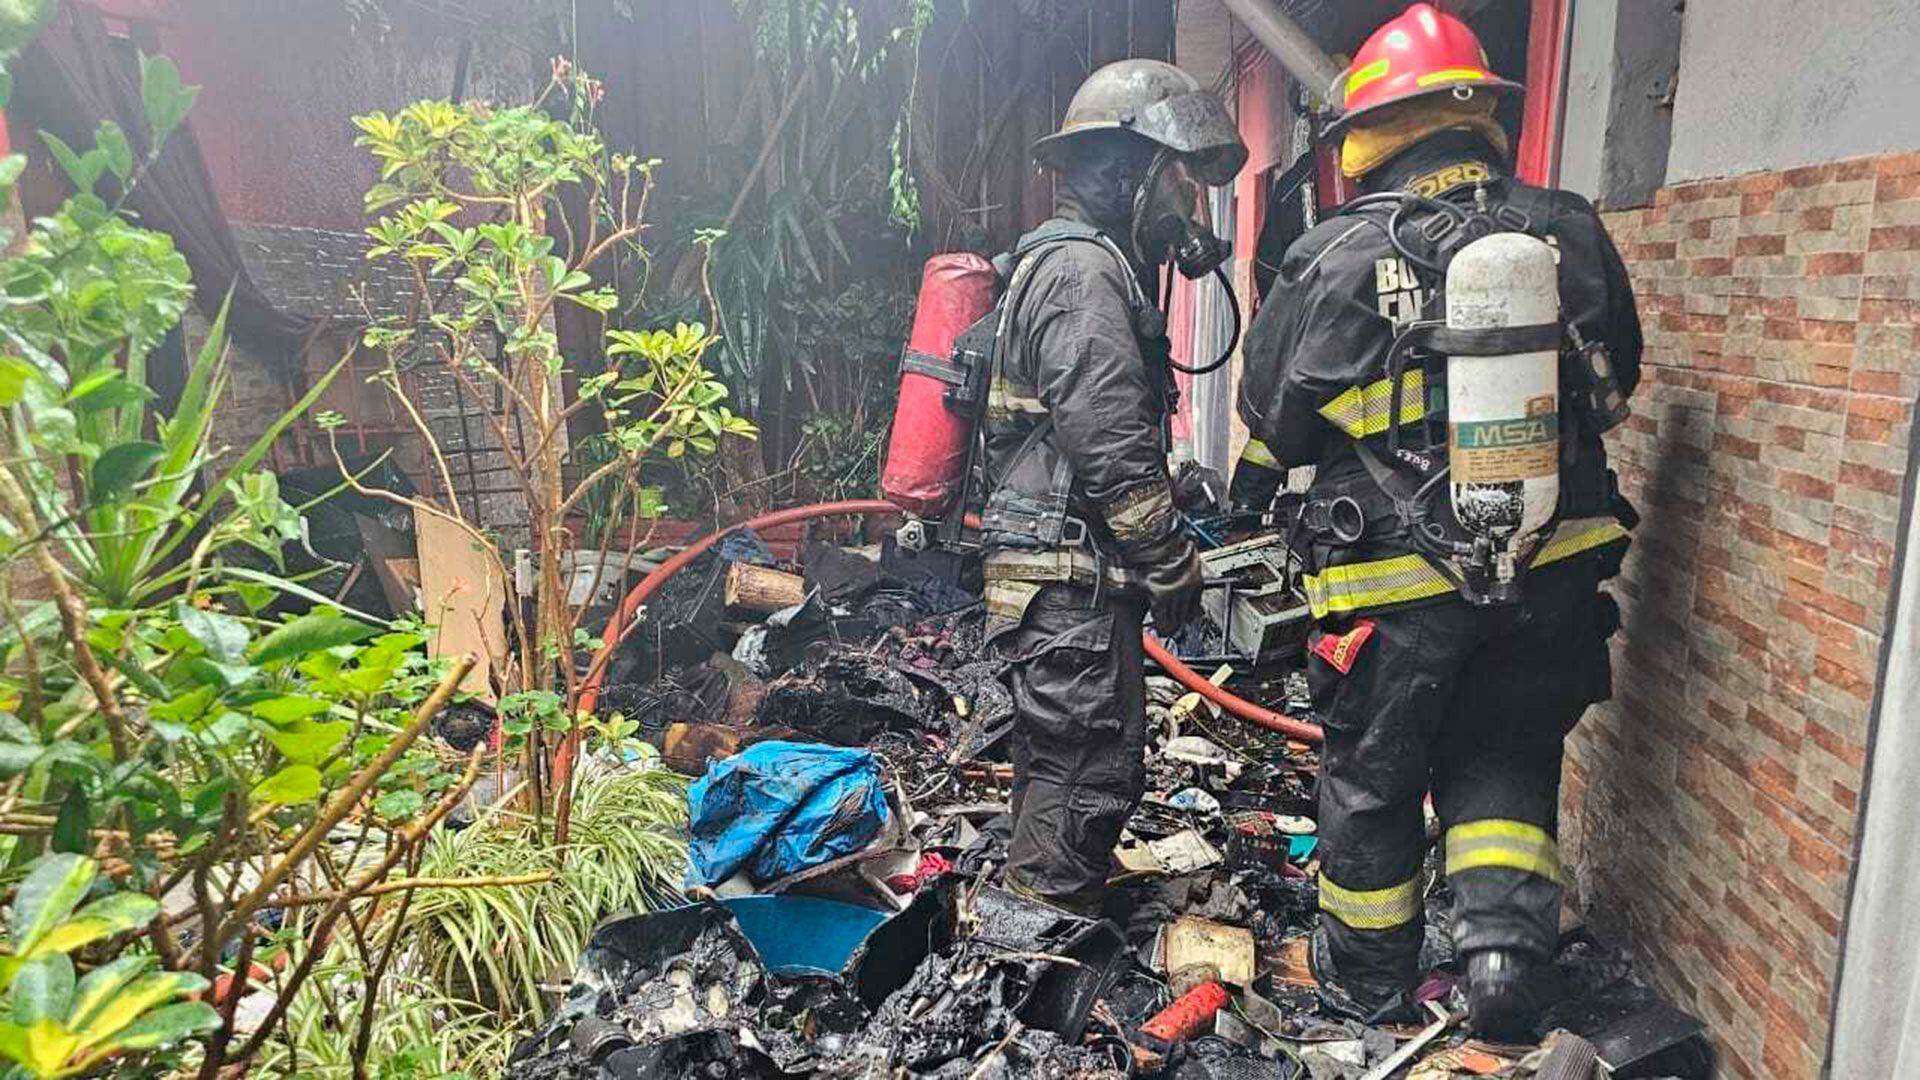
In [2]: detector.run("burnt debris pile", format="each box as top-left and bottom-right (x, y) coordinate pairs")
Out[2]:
(517, 529), (1709, 1080)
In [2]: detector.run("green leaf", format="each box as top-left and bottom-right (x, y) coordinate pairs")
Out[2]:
(87, 1000), (218, 1056)
(138, 53), (199, 146)
(0, 741), (41, 778)
(246, 696), (332, 724)
(31, 893), (159, 958)
(0, 355), (35, 407)
(14, 1017), (78, 1077)
(37, 131), (100, 194)
(66, 373), (152, 414)
(94, 120), (132, 182)
(254, 717), (349, 766)
(249, 611), (378, 667)
(373, 789), (424, 819)
(65, 958), (150, 1035)
(230, 582), (276, 614)
(89, 441), (164, 504)
(50, 792), (86, 856)
(148, 686), (217, 729)
(148, 348), (350, 574)
(9, 955), (73, 1026)
(67, 970), (203, 1051)
(0, 1), (55, 57)
(0, 70), (11, 110)
(97, 651), (168, 703)
(175, 603), (249, 663)
(11, 855), (97, 957)
(251, 764), (321, 805)
(172, 656), (256, 690)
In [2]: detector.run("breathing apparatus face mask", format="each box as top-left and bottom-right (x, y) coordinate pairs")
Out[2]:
(1132, 150), (1230, 280)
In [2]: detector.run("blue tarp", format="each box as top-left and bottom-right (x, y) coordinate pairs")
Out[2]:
(686, 741), (891, 888)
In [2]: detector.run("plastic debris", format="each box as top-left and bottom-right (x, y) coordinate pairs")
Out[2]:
(686, 742), (891, 888)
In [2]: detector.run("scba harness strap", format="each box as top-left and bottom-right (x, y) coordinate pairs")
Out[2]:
(1307, 184), (1628, 609)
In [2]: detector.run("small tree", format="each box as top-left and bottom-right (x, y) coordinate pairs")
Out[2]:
(348, 61), (754, 840)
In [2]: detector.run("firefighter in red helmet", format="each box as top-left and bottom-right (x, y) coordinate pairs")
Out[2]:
(981, 59), (1246, 914)
(1238, 4), (1643, 1038)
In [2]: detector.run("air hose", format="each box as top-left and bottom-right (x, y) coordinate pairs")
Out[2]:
(575, 500), (1323, 745)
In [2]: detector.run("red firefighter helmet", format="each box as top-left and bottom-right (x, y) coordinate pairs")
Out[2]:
(1330, 3), (1522, 131)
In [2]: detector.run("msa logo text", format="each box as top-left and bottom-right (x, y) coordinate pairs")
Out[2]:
(1456, 414), (1559, 449)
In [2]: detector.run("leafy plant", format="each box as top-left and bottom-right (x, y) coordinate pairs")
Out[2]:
(0, 855), (215, 1079)
(264, 757), (688, 1077)
(638, 3), (931, 484)
(348, 63), (755, 841)
(0, 41), (497, 1080)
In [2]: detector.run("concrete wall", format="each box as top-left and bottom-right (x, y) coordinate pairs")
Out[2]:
(1665, 0), (1920, 183)
(1829, 407), (1920, 1080)
(1559, 0), (1681, 208)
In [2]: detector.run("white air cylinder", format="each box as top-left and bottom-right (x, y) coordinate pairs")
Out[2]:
(1443, 232), (1560, 547)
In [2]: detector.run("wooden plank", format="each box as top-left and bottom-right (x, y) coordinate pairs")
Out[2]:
(413, 508), (507, 700)
(724, 562), (807, 614)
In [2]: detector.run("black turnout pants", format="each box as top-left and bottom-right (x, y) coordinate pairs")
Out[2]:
(1308, 559), (1617, 995)
(992, 583), (1149, 913)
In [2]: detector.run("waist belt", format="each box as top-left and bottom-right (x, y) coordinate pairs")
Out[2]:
(982, 547), (1143, 589)
(982, 547), (1145, 624)
(1301, 516), (1627, 619)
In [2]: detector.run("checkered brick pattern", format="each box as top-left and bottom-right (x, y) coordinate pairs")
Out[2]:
(1562, 152), (1920, 1079)
(207, 222), (533, 542)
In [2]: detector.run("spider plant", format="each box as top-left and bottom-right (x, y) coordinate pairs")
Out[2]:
(265, 757), (688, 1075)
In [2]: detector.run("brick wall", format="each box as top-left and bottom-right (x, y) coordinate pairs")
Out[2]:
(1562, 152), (1920, 1078)
(209, 223), (531, 542)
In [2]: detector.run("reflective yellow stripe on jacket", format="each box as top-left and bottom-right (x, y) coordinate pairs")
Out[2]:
(1318, 370), (1427, 439)
(1239, 438), (1280, 470)
(1301, 517), (1628, 618)
(1445, 819), (1562, 883)
(1318, 871), (1422, 931)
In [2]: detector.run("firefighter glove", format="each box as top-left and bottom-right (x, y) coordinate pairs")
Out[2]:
(1141, 535), (1205, 631)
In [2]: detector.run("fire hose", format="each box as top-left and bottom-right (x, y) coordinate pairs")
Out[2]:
(576, 499), (1322, 746)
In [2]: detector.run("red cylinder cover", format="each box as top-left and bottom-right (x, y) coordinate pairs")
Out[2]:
(881, 253), (999, 517)
(1139, 981), (1230, 1044)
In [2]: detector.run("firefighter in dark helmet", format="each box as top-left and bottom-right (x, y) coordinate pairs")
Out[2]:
(982, 60), (1246, 914)
(1238, 4), (1642, 1037)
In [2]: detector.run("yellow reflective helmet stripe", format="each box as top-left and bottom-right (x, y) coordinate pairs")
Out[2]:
(1318, 370), (1427, 439)
(1239, 438), (1280, 470)
(1445, 819), (1562, 883)
(1346, 57), (1391, 97)
(1318, 871), (1422, 931)
(1415, 68), (1489, 88)
(1300, 517), (1629, 618)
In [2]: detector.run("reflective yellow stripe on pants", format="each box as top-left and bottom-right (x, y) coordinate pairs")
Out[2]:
(1301, 517), (1629, 618)
(1318, 872), (1422, 931)
(1444, 819), (1562, 883)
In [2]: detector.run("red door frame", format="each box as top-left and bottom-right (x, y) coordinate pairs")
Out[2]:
(1515, 0), (1575, 187)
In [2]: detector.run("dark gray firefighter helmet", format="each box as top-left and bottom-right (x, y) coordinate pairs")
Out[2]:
(1032, 59), (1249, 186)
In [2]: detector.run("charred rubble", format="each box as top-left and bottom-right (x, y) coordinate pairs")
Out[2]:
(513, 529), (1709, 1080)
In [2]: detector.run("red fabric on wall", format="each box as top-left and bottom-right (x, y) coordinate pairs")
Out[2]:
(9, 4), (318, 373)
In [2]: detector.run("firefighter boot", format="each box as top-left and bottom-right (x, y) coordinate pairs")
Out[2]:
(1308, 926), (1419, 1025)
(1465, 948), (1542, 1040)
